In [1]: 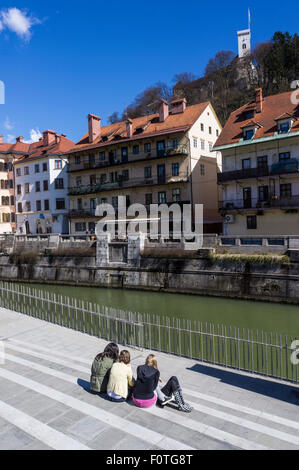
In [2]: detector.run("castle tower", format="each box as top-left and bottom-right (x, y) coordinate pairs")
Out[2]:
(237, 9), (251, 59)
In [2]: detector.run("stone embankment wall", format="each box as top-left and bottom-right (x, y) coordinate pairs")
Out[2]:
(0, 253), (299, 304)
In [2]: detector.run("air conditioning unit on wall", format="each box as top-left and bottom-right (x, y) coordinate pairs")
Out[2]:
(224, 214), (235, 223)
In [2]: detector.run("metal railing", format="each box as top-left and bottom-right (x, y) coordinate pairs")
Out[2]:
(69, 173), (189, 196)
(218, 159), (299, 183)
(220, 195), (299, 211)
(0, 281), (298, 384)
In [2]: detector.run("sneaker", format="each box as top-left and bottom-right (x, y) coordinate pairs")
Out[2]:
(159, 395), (174, 406)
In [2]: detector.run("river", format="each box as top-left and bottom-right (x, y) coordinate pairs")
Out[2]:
(24, 283), (299, 337)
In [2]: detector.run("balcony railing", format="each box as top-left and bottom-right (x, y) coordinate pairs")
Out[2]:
(220, 195), (299, 211)
(68, 144), (189, 173)
(69, 173), (189, 196)
(218, 159), (299, 184)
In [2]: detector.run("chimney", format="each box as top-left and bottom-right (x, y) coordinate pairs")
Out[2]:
(255, 88), (263, 113)
(0, 134), (3, 143)
(170, 98), (187, 115)
(55, 134), (61, 144)
(159, 99), (169, 122)
(16, 136), (23, 143)
(43, 130), (56, 146)
(61, 134), (67, 138)
(126, 118), (133, 138)
(88, 114), (101, 143)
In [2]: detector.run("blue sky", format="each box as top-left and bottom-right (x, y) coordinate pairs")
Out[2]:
(0, 0), (298, 144)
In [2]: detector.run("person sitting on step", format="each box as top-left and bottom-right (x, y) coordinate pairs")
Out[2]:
(132, 354), (192, 412)
(107, 350), (135, 402)
(90, 343), (119, 395)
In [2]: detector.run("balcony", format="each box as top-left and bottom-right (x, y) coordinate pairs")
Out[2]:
(69, 173), (189, 196)
(68, 144), (189, 173)
(220, 195), (299, 211)
(69, 209), (96, 219)
(218, 159), (299, 184)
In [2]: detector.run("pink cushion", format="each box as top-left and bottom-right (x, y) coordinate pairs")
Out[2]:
(132, 394), (157, 408)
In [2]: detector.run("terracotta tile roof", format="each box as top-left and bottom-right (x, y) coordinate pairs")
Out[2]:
(0, 142), (30, 154)
(16, 135), (75, 163)
(214, 91), (299, 148)
(69, 102), (211, 154)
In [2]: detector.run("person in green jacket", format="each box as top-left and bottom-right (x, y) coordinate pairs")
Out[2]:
(90, 343), (119, 394)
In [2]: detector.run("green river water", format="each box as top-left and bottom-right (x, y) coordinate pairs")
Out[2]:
(23, 283), (299, 338)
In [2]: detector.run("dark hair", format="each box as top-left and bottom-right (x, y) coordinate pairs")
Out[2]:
(96, 343), (119, 361)
(119, 350), (130, 365)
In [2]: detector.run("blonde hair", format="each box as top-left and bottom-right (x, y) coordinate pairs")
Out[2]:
(146, 354), (158, 369)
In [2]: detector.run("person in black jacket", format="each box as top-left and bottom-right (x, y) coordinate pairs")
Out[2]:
(132, 354), (192, 412)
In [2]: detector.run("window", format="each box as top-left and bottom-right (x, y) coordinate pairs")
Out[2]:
(258, 186), (269, 202)
(76, 177), (82, 187)
(280, 183), (292, 198)
(172, 188), (181, 202)
(100, 174), (107, 184)
(121, 148), (128, 162)
(279, 152), (291, 161)
(157, 141), (165, 156)
(257, 156), (268, 169)
(216, 130), (219, 137)
(133, 145), (140, 155)
(2, 213), (10, 223)
(25, 201), (31, 212)
(35, 181), (41, 192)
(200, 164), (205, 176)
(75, 222), (86, 232)
(10, 196), (14, 206)
(75, 156), (81, 165)
(16, 168), (21, 177)
(43, 180), (49, 191)
(122, 170), (129, 181)
(90, 154), (95, 164)
(36, 200), (42, 211)
(172, 163), (179, 176)
(25, 183), (30, 193)
(193, 138), (198, 148)
(90, 174), (96, 185)
(8, 179), (13, 189)
(201, 140), (205, 150)
(145, 194), (152, 205)
(244, 129), (254, 140)
(18, 203), (22, 213)
(168, 139), (178, 149)
(35, 164), (40, 173)
(247, 215), (257, 230)
(144, 143), (151, 153)
(55, 160), (62, 169)
(279, 122), (290, 133)
(99, 151), (105, 161)
(209, 142), (213, 151)
(209, 127), (212, 135)
(55, 178), (64, 189)
(112, 197), (118, 208)
(100, 198), (107, 204)
(144, 167), (152, 179)
(44, 200), (50, 211)
(24, 167), (29, 176)
(77, 198), (82, 210)
(201, 124), (204, 132)
(242, 159), (251, 170)
(88, 222), (96, 233)
(1, 197), (9, 205)
(158, 192), (166, 204)
(11, 213), (15, 223)
(43, 163), (48, 172)
(56, 198), (65, 210)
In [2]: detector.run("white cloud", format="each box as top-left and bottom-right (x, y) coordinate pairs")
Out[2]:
(4, 117), (14, 131)
(0, 8), (40, 41)
(6, 134), (15, 143)
(23, 128), (42, 144)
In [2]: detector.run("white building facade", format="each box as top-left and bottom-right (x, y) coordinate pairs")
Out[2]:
(14, 131), (74, 234)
